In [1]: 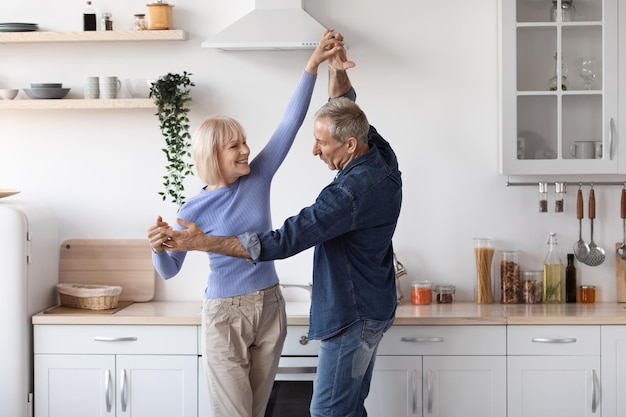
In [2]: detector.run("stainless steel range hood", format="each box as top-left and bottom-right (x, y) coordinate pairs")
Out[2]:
(201, 0), (326, 51)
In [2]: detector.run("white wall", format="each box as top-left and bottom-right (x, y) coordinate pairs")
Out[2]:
(1, 0), (623, 302)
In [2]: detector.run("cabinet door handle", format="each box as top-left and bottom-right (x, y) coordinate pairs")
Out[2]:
(104, 369), (113, 413)
(591, 369), (599, 413)
(401, 337), (444, 343)
(426, 369), (433, 414)
(94, 336), (138, 342)
(609, 117), (615, 160)
(120, 369), (128, 412)
(531, 337), (577, 344)
(410, 369), (418, 414)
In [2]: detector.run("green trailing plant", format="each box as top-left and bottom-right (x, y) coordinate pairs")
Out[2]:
(150, 71), (195, 208)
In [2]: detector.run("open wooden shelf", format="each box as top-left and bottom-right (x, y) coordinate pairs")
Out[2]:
(0, 30), (186, 44)
(0, 98), (156, 110)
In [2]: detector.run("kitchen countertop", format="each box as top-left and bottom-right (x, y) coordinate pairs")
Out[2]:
(32, 301), (626, 326)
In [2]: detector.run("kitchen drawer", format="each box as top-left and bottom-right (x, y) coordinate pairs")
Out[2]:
(34, 325), (197, 355)
(507, 325), (600, 355)
(377, 325), (506, 356)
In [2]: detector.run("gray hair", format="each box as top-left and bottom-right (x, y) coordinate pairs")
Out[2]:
(314, 97), (369, 146)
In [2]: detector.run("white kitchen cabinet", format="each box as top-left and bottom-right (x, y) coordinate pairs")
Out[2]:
(601, 325), (626, 417)
(498, 0), (619, 175)
(507, 325), (601, 417)
(34, 325), (198, 417)
(365, 325), (507, 417)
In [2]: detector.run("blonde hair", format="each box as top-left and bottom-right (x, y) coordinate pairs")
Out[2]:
(192, 116), (246, 185)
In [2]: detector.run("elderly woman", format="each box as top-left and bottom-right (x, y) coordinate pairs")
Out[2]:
(146, 30), (345, 417)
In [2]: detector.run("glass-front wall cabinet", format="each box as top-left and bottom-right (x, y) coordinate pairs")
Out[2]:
(499, 0), (618, 175)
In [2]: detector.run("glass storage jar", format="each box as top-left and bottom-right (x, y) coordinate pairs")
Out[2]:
(499, 250), (521, 304)
(411, 281), (432, 305)
(522, 270), (543, 304)
(133, 13), (147, 30)
(433, 284), (455, 304)
(579, 285), (596, 303)
(474, 237), (495, 303)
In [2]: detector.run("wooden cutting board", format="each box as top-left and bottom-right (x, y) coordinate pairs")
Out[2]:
(616, 243), (626, 302)
(59, 239), (156, 302)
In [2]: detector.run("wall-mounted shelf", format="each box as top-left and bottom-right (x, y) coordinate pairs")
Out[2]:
(0, 98), (156, 110)
(0, 30), (186, 44)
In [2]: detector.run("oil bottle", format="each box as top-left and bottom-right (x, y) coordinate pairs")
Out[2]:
(543, 232), (564, 303)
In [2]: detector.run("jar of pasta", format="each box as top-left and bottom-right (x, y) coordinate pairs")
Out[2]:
(411, 281), (432, 305)
(499, 250), (521, 304)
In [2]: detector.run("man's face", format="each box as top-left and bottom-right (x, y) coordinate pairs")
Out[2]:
(312, 116), (352, 171)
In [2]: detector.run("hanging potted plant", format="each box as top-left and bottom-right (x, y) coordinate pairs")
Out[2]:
(150, 71), (195, 208)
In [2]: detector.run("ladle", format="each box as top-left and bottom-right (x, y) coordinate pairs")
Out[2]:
(573, 188), (590, 262)
(616, 188), (626, 259)
(584, 187), (606, 266)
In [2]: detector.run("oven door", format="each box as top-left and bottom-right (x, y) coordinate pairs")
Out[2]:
(264, 356), (318, 417)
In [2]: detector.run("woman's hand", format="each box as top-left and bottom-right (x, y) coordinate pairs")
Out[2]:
(305, 29), (351, 74)
(146, 215), (173, 254)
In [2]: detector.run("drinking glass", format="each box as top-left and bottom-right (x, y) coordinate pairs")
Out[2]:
(578, 58), (597, 90)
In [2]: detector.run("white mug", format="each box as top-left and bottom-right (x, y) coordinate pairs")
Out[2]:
(83, 76), (99, 99)
(99, 76), (121, 99)
(595, 141), (603, 159)
(570, 141), (596, 159)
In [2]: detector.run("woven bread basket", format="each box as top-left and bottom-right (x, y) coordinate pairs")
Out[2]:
(56, 283), (122, 310)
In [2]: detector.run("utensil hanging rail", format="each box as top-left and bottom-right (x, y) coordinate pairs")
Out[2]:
(506, 180), (626, 187)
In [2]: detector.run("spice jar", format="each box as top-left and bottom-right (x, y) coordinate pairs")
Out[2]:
(411, 281), (432, 305)
(579, 285), (596, 303)
(555, 182), (565, 213)
(539, 182), (548, 213)
(133, 13), (147, 30)
(522, 270), (543, 304)
(499, 250), (521, 304)
(433, 284), (455, 304)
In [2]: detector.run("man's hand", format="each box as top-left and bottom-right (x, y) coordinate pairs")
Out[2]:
(163, 219), (252, 259)
(328, 31), (355, 71)
(162, 218), (210, 252)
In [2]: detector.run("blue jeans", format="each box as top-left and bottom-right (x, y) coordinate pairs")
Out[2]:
(310, 318), (394, 417)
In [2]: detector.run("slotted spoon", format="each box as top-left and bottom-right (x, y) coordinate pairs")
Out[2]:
(584, 188), (606, 266)
(573, 188), (589, 262)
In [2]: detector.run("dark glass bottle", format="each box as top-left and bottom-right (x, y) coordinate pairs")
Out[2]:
(83, 1), (97, 31)
(565, 253), (577, 303)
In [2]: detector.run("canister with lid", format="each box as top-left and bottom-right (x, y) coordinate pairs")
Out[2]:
(146, 0), (174, 30)
(579, 285), (596, 303)
(411, 281), (432, 305)
(522, 270), (543, 304)
(499, 250), (521, 304)
(433, 284), (455, 304)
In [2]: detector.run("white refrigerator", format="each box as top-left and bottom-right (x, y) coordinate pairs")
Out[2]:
(0, 200), (58, 417)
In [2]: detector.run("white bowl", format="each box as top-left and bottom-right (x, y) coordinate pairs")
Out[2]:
(31, 83), (63, 89)
(23, 87), (70, 99)
(125, 79), (154, 98)
(0, 89), (19, 100)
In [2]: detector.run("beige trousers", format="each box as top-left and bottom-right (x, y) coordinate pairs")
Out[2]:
(201, 284), (287, 417)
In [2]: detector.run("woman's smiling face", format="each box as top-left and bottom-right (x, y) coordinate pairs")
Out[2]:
(218, 135), (250, 185)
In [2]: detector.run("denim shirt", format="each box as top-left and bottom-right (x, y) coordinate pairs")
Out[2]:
(239, 104), (402, 340)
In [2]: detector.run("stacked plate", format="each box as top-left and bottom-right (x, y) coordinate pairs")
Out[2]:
(24, 83), (70, 100)
(0, 22), (39, 32)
